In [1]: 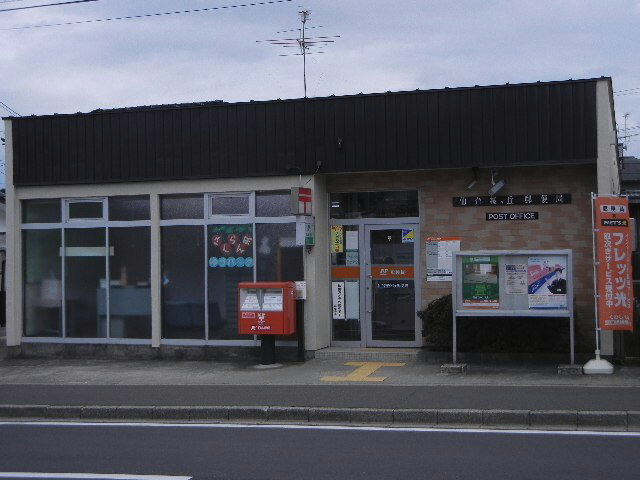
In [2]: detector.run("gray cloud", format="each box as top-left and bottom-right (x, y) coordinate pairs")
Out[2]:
(1, 0), (639, 181)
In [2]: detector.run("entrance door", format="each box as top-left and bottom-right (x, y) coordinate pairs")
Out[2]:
(364, 225), (420, 346)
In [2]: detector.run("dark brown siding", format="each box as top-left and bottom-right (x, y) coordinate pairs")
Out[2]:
(10, 79), (599, 186)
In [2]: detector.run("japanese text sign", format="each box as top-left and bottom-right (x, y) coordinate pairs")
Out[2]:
(595, 196), (634, 331)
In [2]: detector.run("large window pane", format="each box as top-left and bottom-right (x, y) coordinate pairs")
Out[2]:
(256, 191), (291, 217)
(109, 196), (150, 221)
(108, 227), (151, 339)
(161, 195), (204, 220)
(208, 224), (254, 340)
(162, 226), (205, 339)
(23, 199), (61, 223)
(329, 191), (418, 219)
(65, 228), (106, 338)
(256, 223), (303, 281)
(23, 229), (62, 337)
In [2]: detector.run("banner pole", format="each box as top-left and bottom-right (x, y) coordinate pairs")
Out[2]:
(591, 192), (601, 355)
(584, 192), (614, 374)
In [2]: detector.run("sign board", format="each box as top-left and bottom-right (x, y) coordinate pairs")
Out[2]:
(486, 212), (539, 221)
(451, 250), (575, 364)
(594, 196), (634, 330)
(426, 237), (460, 281)
(291, 187), (312, 215)
(295, 216), (315, 246)
(453, 250), (572, 316)
(453, 193), (571, 207)
(294, 281), (306, 300)
(331, 281), (345, 319)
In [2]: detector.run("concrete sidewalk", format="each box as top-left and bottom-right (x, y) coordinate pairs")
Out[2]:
(0, 354), (639, 430)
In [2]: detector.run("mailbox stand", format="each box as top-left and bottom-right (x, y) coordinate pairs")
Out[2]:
(238, 282), (296, 365)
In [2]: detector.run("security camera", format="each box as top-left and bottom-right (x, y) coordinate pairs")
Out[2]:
(488, 179), (506, 196)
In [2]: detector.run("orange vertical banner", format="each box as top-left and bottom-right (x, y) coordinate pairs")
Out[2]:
(595, 196), (634, 331)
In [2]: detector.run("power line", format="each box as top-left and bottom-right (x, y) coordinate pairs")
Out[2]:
(0, 0), (99, 13)
(0, 101), (21, 116)
(614, 87), (640, 94)
(0, 0), (293, 30)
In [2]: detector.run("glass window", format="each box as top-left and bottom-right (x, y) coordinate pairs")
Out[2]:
(65, 228), (107, 338)
(162, 226), (205, 339)
(108, 227), (151, 339)
(161, 195), (204, 220)
(256, 223), (303, 281)
(23, 199), (61, 223)
(67, 201), (104, 220)
(109, 196), (150, 221)
(23, 229), (62, 337)
(207, 224), (254, 340)
(256, 191), (291, 217)
(330, 225), (360, 342)
(210, 194), (250, 216)
(333, 280), (360, 342)
(329, 191), (418, 219)
(331, 225), (359, 267)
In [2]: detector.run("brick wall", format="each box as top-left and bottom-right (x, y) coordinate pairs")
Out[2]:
(327, 164), (597, 350)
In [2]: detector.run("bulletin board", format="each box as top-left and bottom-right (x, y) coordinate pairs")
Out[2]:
(451, 250), (574, 364)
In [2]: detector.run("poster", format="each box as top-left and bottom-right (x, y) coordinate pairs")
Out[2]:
(331, 226), (344, 253)
(331, 281), (345, 319)
(505, 264), (527, 294)
(208, 225), (253, 268)
(462, 256), (499, 308)
(595, 196), (634, 330)
(401, 229), (415, 243)
(527, 256), (568, 309)
(345, 251), (359, 266)
(345, 230), (358, 251)
(426, 237), (461, 281)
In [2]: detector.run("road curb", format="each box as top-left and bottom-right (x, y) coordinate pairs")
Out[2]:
(0, 405), (638, 431)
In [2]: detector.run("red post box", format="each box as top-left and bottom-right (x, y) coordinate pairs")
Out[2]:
(238, 282), (296, 335)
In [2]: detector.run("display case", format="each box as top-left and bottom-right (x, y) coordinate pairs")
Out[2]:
(238, 282), (296, 335)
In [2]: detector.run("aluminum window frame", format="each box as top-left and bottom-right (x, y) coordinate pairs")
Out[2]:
(207, 192), (253, 218)
(21, 196), (152, 344)
(159, 191), (299, 346)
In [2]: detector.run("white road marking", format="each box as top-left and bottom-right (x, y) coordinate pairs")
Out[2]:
(0, 474), (190, 480)
(0, 420), (639, 437)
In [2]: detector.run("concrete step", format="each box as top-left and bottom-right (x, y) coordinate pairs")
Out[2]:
(314, 347), (422, 362)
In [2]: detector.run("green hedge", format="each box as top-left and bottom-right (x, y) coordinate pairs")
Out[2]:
(418, 294), (570, 353)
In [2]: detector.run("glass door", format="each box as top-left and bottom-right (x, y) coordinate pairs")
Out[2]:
(364, 225), (419, 346)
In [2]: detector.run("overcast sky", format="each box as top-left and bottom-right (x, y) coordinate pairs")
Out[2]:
(1, 0), (640, 187)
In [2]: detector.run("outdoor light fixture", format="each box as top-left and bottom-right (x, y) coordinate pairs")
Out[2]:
(466, 167), (479, 190)
(487, 168), (506, 195)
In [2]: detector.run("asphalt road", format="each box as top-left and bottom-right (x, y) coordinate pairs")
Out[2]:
(0, 422), (639, 480)
(1, 383), (640, 411)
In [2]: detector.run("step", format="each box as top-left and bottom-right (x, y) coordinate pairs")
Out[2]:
(314, 347), (421, 362)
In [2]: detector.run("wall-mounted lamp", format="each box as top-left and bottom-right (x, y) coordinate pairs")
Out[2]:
(466, 167), (479, 190)
(488, 168), (506, 195)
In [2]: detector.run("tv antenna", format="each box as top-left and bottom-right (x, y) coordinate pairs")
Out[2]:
(257, 9), (340, 97)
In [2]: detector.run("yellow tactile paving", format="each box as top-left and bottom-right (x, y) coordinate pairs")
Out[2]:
(321, 361), (406, 382)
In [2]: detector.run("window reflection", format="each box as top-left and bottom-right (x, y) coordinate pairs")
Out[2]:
(329, 191), (418, 219)
(161, 226), (205, 339)
(207, 224), (254, 340)
(23, 230), (62, 337)
(108, 227), (151, 339)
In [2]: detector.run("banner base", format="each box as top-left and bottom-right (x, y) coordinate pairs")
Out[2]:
(583, 354), (614, 375)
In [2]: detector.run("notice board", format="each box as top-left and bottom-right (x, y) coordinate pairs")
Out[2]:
(451, 249), (575, 364)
